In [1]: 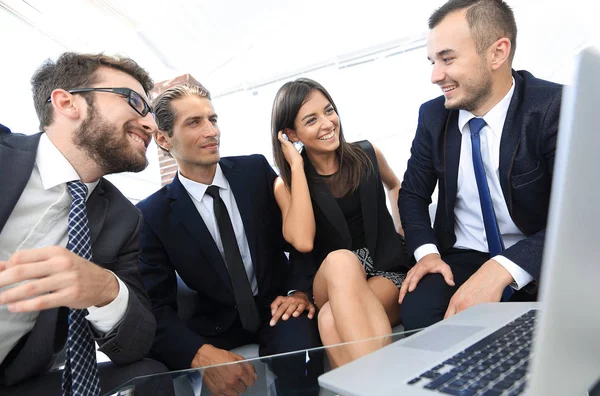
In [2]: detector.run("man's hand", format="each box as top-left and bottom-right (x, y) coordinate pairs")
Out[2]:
(399, 254), (455, 304)
(191, 344), (257, 396)
(444, 259), (513, 319)
(270, 291), (315, 326)
(0, 246), (119, 312)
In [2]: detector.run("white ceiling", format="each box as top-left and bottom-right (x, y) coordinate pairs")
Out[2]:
(0, 0), (444, 94)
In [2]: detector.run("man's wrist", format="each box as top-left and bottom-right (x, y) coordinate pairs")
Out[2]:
(96, 269), (120, 307)
(414, 244), (440, 262)
(192, 343), (214, 368)
(485, 259), (514, 288)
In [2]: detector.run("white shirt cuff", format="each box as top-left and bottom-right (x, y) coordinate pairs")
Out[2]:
(492, 255), (534, 290)
(414, 244), (440, 263)
(86, 271), (129, 334)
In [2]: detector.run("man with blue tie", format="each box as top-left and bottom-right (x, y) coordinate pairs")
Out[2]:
(0, 53), (165, 395)
(398, 0), (563, 331)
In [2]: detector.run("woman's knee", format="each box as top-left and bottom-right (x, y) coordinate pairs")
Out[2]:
(319, 249), (366, 280)
(317, 303), (336, 335)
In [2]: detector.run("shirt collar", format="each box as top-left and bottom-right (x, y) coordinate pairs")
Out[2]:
(178, 163), (229, 202)
(458, 77), (516, 138)
(36, 133), (98, 200)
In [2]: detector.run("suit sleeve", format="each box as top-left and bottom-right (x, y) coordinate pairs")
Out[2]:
(398, 104), (441, 259)
(500, 91), (562, 283)
(137, 215), (207, 370)
(286, 248), (317, 296)
(95, 213), (157, 364)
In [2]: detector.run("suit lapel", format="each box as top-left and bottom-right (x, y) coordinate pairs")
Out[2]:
(220, 159), (260, 277)
(444, 110), (462, 220)
(86, 181), (109, 245)
(0, 133), (41, 233)
(499, 70), (524, 207)
(359, 169), (378, 255)
(304, 153), (352, 247)
(168, 174), (232, 290)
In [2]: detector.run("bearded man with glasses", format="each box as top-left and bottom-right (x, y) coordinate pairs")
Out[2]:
(0, 52), (167, 395)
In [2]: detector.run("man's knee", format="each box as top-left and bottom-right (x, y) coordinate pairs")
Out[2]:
(400, 274), (454, 331)
(263, 313), (321, 355)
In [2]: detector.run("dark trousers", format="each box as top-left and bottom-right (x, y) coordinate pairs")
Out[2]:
(198, 308), (324, 396)
(0, 358), (170, 396)
(400, 249), (537, 331)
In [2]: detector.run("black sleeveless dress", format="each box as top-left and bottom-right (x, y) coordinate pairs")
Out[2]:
(318, 173), (407, 288)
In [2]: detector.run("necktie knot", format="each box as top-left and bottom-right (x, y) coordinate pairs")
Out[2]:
(206, 185), (220, 199)
(67, 181), (88, 202)
(469, 117), (487, 137)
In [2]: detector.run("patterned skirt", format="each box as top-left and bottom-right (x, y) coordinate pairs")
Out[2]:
(353, 247), (406, 289)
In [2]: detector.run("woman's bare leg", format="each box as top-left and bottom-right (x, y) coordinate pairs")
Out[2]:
(313, 250), (393, 365)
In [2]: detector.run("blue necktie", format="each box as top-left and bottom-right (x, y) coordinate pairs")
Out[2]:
(62, 181), (101, 396)
(469, 118), (513, 302)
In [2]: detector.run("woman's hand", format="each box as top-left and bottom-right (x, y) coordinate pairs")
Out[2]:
(278, 131), (303, 168)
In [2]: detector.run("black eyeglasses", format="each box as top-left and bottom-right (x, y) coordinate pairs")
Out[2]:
(46, 87), (154, 118)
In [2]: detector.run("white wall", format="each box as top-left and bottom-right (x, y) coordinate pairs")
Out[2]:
(212, 0), (600, 205)
(1, 0), (600, 202)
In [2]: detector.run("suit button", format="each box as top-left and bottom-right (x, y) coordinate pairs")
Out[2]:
(216, 326), (223, 332)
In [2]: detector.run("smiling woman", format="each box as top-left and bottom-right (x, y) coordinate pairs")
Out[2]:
(270, 77), (410, 367)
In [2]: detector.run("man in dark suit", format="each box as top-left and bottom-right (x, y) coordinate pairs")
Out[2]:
(398, 0), (563, 331)
(137, 84), (323, 395)
(0, 53), (165, 395)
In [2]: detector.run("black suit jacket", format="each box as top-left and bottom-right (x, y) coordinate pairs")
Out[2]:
(0, 132), (156, 386)
(399, 70), (562, 284)
(136, 155), (314, 370)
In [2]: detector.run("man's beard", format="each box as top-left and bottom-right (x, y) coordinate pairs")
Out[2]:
(73, 105), (148, 175)
(445, 62), (493, 113)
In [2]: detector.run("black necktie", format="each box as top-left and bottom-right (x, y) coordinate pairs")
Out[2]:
(205, 185), (260, 332)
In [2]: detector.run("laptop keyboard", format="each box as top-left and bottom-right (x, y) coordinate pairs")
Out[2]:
(407, 309), (538, 396)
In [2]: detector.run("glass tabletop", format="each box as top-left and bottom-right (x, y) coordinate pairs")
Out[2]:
(105, 328), (422, 396)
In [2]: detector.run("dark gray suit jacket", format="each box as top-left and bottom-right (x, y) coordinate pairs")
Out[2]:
(0, 132), (156, 386)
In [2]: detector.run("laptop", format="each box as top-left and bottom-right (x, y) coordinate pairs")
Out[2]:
(318, 46), (600, 396)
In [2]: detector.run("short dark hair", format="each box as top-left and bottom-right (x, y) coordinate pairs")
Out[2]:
(31, 52), (154, 131)
(152, 83), (212, 156)
(429, 0), (517, 63)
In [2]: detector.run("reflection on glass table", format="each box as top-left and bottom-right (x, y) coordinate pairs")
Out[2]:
(106, 328), (422, 396)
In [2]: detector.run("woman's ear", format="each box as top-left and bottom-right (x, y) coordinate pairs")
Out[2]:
(284, 127), (300, 143)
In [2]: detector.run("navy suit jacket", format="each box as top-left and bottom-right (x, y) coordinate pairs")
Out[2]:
(0, 132), (156, 386)
(0, 124), (10, 135)
(399, 70), (562, 285)
(136, 154), (314, 370)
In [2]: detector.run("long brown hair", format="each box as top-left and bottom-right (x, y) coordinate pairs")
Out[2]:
(271, 78), (372, 192)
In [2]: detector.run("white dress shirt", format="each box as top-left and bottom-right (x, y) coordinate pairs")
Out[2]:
(414, 79), (534, 289)
(178, 166), (258, 295)
(0, 134), (129, 364)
